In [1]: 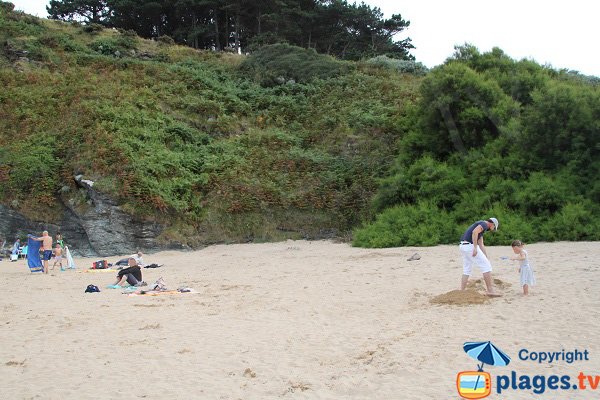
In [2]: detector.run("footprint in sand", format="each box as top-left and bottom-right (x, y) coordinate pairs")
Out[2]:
(5, 360), (26, 367)
(285, 381), (311, 393)
(243, 368), (257, 378)
(139, 323), (161, 330)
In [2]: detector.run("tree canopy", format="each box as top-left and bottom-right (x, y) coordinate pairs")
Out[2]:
(46, 0), (414, 60)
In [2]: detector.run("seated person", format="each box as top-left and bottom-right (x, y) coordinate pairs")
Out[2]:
(20, 244), (28, 259)
(112, 257), (146, 287)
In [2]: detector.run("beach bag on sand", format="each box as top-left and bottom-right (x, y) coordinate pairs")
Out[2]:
(85, 284), (101, 293)
(92, 259), (108, 269)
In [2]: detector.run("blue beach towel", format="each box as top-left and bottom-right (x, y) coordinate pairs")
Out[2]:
(27, 236), (43, 273)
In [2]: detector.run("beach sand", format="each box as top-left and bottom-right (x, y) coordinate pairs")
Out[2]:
(1, 241), (599, 399)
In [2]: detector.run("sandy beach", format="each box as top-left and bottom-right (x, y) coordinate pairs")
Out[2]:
(1, 240), (599, 399)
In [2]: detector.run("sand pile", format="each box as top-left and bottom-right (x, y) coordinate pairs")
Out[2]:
(430, 289), (490, 305)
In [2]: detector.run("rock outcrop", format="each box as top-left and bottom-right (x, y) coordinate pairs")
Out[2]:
(0, 176), (181, 257)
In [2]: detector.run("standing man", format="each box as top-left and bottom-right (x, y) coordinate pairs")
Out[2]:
(459, 218), (499, 296)
(31, 231), (53, 274)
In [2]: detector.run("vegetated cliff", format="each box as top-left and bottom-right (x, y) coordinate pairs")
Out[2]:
(0, 6), (421, 254)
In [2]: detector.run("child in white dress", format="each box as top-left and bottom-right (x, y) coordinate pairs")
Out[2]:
(511, 240), (536, 295)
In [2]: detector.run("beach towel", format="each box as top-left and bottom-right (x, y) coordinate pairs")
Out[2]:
(65, 246), (76, 269)
(77, 268), (116, 274)
(27, 236), (43, 272)
(127, 288), (196, 297)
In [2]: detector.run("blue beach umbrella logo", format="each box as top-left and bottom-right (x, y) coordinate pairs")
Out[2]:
(456, 341), (511, 399)
(464, 341), (511, 370)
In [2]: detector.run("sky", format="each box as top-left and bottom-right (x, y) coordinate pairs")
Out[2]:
(9, 0), (600, 76)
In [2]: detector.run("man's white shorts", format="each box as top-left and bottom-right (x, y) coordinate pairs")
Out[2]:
(459, 243), (492, 275)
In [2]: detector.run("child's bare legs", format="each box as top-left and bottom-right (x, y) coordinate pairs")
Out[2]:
(523, 284), (529, 295)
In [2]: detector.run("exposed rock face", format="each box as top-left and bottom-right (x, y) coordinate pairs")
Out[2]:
(60, 177), (166, 257)
(0, 204), (57, 248)
(3, 40), (30, 62)
(0, 177), (175, 257)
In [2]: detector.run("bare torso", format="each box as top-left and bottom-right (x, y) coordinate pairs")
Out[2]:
(41, 236), (52, 250)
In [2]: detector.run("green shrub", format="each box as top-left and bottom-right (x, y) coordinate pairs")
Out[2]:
(541, 202), (600, 241)
(116, 34), (137, 50)
(82, 23), (104, 34)
(89, 38), (119, 55)
(3, 135), (61, 198)
(372, 156), (467, 211)
(157, 35), (175, 45)
(365, 55), (429, 76)
(515, 172), (571, 216)
(353, 202), (455, 247)
(0, 1), (15, 12)
(246, 33), (285, 53)
(415, 62), (519, 159)
(88, 35), (136, 56)
(239, 43), (353, 86)
(119, 29), (138, 39)
(475, 206), (538, 245)
(36, 32), (87, 53)
(519, 81), (600, 171)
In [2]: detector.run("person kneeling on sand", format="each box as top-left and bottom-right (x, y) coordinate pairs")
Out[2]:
(459, 218), (500, 296)
(113, 257), (146, 287)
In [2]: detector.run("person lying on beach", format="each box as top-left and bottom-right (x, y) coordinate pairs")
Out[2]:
(114, 251), (161, 268)
(112, 257), (146, 287)
(115, 251), (145, 267)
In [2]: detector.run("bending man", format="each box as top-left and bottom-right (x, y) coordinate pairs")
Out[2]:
(459, 218), (499, 296)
